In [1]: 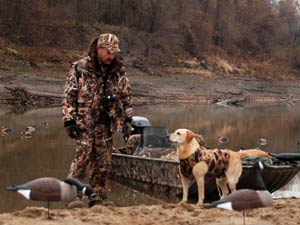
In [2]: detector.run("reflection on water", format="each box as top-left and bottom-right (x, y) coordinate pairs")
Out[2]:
(138, 103), (300, 153)
(0, 103), (300, 213)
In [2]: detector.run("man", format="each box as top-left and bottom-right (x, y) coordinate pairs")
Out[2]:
(62, 33), (132, 207)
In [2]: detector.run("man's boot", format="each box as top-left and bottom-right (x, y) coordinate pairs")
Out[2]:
(88, 193), (115, 207)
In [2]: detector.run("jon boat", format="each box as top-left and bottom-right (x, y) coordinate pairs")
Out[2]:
(110, 117), (300, 201)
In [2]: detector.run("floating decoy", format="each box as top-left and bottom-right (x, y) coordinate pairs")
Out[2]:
(39, 121), (48, 127)
(20, 126), (37, 139)
(1, 126), (13, 136)
(257, 138), (269, 146)
(6, 177), (93, 218)
(218, 136), (229, 144)
(25, 126), (36, 133)
(204, 160), (272, 211)
(20, 131), (33, 139)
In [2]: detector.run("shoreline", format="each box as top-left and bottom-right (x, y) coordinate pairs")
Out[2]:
(0, 198), (299, 225)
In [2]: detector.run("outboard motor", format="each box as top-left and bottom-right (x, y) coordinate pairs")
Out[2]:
(124, 116), (175, 157)
(131, 116), (151, 135)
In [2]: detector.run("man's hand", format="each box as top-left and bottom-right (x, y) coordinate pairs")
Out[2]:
(123, 122), (132, 142)
(125, 107), (133, 119)
(123, 107), (133, 142)
(64, 120), (81, 139)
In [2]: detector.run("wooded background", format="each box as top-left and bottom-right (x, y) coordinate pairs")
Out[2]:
(1, 0), (300, 74)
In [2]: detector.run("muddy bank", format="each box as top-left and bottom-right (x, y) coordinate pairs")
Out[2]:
(1, 67), (300, 108)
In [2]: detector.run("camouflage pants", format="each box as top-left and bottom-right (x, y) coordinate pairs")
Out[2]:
(69, 118), (113, 200)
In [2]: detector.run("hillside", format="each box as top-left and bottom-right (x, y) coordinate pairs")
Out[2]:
(1, 0), (300, 108)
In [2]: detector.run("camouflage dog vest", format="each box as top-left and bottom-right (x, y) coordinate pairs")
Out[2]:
(179, 148), (230, 179)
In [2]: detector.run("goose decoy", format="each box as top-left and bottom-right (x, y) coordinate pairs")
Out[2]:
(204, 160), (272, 211)
(6, 177), (93, 218)
(1, 126), (13, 136)
(63, 177), (93, 197)
(204, 188), (272, 211)
(218, 136), (229, 144)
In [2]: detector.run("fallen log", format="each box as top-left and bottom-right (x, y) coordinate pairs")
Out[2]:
(0, 87), (62, 107)
(216, 98), (245, 107)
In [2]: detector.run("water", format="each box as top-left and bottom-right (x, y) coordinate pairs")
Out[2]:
(0, 103), (300, 213)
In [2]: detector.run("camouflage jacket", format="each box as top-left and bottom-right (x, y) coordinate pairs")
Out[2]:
(62, 56), (132, 132)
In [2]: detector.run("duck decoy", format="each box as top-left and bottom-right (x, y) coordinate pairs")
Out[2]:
(204, 160), (272, 211)
(1, 126), (13, 136)
(39, 121), (48, 127)
(257, 138), (269, 146)
(25, 126), (36, 133)
(20, 131), (33, 139)
(20, 126), (37, 139)
(6, 177), (93, 218)
(218, 136), (229, 144)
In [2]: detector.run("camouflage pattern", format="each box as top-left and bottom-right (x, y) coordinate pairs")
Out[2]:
(97, 33), (121, 54)
(111, 153), (183, 199)
(63, 52), (132, 198)
(126, 134), (141, 155)
(62, 56), (132, 132)
(179, 147), (230, 180)
(68, 113), (113, 199)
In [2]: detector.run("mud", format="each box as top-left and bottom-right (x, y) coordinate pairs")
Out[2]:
(1, 66), (300, 108)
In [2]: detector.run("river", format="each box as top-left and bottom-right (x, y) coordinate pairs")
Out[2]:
(0, 102), (299, 213)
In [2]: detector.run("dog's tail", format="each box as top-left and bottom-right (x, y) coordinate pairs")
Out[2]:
(237, 149), (270, 159)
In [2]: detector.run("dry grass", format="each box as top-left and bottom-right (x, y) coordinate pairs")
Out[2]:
(0, 24), (298, 79)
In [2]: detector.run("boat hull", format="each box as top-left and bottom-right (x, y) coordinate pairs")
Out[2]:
(110, 153), (300, 201)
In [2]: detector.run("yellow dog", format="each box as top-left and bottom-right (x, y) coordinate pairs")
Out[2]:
(168, 129), (243, 206)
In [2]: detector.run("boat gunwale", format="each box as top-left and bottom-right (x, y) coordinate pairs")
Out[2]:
(112, 153), (180, 164)
(112, 153), (300, 169)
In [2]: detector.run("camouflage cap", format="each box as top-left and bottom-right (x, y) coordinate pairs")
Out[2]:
(97, 33), (121, 54)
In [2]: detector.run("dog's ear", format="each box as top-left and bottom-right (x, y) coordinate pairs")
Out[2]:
(186, 130), (195, 143)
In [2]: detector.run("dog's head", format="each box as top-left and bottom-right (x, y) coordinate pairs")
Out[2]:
(168, 129), (196, 145)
